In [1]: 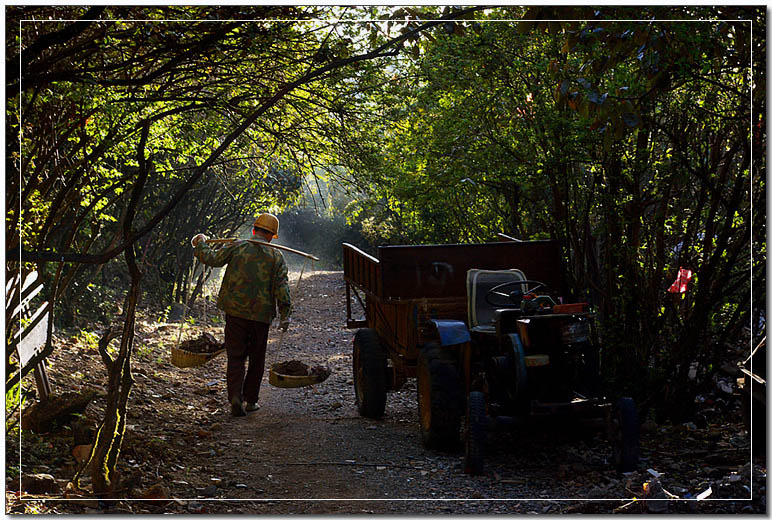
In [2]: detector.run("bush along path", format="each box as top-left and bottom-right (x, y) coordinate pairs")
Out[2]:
(6, 270), (766, 514)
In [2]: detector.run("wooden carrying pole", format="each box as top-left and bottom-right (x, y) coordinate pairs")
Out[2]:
(206, 238), (320, 261)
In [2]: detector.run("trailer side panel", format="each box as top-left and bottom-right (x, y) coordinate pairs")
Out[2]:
(378, 241), (565, 300)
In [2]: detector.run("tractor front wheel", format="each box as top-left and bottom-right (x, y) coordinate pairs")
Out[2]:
(353, 329), (387, 418)
(610, 397), (640, 472)
(417, 344), (462, 451)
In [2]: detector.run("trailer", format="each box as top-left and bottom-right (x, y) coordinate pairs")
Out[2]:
(343, 240), (566, 406)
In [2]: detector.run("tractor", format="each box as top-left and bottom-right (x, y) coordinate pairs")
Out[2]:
(343, 239), (639, 475)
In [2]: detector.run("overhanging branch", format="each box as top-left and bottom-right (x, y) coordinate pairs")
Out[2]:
(13, 6), (491, 265)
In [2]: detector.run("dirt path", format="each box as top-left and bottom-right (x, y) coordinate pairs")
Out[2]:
(168, 270), (502, 514)
(11, 269), (765, 514)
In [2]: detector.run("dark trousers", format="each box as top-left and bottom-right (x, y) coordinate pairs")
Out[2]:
(224, 314), (270, 404)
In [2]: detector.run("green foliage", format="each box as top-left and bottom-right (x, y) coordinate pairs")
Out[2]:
(135, 342), (154, 361)
(77, 330), (100, 350)
(335, 14), (593, 245)
(334, 6), (764, 420)
(5, 382), (24, 434)
(7, 5), (420, 319)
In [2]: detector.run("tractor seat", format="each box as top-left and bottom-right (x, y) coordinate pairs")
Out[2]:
(466, 268), (527, 333)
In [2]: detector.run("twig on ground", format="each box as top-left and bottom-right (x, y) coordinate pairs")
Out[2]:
(612, 499), (640, 513)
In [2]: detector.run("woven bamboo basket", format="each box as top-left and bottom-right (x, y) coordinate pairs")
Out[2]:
(268, 363), (331, 388)
(171, 345), (225, 368)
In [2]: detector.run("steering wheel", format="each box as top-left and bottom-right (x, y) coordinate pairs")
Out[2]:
(484, 280), (548, 308)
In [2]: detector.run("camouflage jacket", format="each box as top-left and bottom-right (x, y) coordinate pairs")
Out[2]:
(194, 238), (291, 324)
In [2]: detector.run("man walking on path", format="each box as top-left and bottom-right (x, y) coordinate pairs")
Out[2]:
(191, 213), (292, 417)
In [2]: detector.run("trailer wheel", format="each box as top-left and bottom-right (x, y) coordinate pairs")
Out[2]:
(610, 397), (639, 472)
(353, 329), (387, 418)
(417, 344), (462, 451)
(464, 391), (486, 475)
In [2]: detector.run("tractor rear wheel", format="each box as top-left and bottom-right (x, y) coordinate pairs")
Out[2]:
(464, 391), (486, 475)
(417, 344), (462, 451)
(353, 328), (387, 418)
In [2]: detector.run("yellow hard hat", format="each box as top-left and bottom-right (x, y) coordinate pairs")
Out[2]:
(253, 213), (279, 238)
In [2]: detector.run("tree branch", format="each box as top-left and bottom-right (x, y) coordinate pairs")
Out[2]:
(14, 7), (491, 265)
(7, 6), (107, 95)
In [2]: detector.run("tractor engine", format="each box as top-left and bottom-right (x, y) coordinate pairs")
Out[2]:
(500, 312), (598, 404)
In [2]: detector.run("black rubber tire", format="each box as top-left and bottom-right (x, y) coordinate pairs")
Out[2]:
(417, 344), (462, 451)
(612, 397), (640, 472)
(465, 391), (486, 475)
(353, 329), (387, 418)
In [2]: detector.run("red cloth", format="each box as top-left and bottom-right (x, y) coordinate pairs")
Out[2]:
(667, 268), (693, 293)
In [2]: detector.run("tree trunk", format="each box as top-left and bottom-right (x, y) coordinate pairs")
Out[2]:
(76, 123), (150, 496)
(81, 261), (139, 496)
(187, 267), (210, 310)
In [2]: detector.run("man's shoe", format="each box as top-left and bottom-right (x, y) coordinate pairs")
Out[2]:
(245, 402), (260, 413)
(231, 396), (246, 417)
